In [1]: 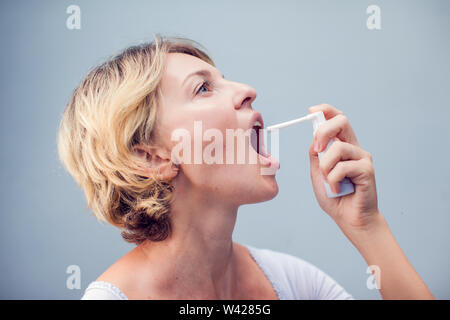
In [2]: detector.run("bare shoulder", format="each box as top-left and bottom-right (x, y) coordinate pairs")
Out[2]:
(232, 241), (279, 299)
(233, 241), (257, 272)
(95, 246), (149, 298)
(234, 241), (254, 253)
(233, 242), (256, 264)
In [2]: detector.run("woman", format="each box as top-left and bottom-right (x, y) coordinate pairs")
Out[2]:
(58, 35), (434, 300)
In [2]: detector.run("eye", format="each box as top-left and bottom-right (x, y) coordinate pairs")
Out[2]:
(195, 80), (212, 96)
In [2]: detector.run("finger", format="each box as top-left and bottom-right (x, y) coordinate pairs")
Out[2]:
(313, 114), (359, 151)
(326, 158), (374, 194)
(319, 141), (370, 179)
(308, 142), (324, 191)
(309, 141), (321, 174)
(308, 104), (344, 120)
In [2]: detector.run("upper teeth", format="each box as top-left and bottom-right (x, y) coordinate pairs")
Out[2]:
(254, 120), (262, 127)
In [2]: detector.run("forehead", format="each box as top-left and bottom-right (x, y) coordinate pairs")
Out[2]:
(162, 52), (216, 85)
(161, 52), (220, 94)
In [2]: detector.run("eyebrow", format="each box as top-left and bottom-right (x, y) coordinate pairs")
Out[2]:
(182, 69), (225, 87)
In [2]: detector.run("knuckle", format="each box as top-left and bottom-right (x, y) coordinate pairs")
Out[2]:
(325, 169), (333, 182)
(368, 165), (375, 176)
(337, 113), (348, 124)
(335, 140), (345, 152)
(334, 161), (345, 176)
(336, 160), (346, 170)
(328, 172), (338, 186)
(324, 103), (344, 114)
(329, 161), (344, 180)
(329, 140), (344, 156)
(364, 159), (374, 175)
(319, 161), (327, 175)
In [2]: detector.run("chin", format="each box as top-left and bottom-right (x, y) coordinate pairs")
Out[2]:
(245, 174), (279, 204)
(262, 174), (279, 200)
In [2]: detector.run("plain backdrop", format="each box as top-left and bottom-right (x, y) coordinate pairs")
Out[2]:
(0, 0), (449, 299)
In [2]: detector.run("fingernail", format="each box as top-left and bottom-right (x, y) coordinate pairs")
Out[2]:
(332, 184), (339, 194)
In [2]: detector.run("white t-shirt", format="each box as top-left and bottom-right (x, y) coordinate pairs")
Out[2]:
(81, 244), (354, 300)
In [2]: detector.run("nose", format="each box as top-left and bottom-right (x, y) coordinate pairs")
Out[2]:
(232, 82), (257, 110)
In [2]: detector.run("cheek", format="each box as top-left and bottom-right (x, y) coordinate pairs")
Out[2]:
(166, 107), (278, 199)
(180, 153), (278, 205)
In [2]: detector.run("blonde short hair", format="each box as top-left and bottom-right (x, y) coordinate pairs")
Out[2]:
(57, 35), (215, 244)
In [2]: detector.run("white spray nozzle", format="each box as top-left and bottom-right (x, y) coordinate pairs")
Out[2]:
(266, 111), (325, 133)
(265, 110), (355, 198)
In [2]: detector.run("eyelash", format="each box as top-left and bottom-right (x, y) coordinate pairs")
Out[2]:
(195, 80), (213, 96)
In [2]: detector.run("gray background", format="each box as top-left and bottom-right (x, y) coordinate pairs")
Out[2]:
(0, 0), (448, 299)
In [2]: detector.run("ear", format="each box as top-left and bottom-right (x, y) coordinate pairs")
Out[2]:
(132, 144), (179, 181)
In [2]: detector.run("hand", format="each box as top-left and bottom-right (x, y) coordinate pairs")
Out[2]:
(308, 104), (380, 237)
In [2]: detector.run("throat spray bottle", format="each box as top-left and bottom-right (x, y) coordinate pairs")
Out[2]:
(267, 111), (355, 198)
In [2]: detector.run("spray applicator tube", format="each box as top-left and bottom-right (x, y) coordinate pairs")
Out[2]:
(267, 111), (355, 198)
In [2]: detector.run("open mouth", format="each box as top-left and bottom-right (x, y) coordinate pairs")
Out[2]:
(248, 112), (280, 171)
(250, 120), (269, 157)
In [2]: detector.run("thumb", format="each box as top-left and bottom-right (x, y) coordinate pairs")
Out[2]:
(308, 136), (343, 183)
(308, 142), (324, 192)
(308, 142), (319, 169)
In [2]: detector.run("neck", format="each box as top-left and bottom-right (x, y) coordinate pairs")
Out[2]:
(136, 174), (241, 299)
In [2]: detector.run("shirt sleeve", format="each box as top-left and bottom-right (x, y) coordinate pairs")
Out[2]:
(301, 259), (355, 300)
(280, 251), (354, 300)
(81, 281), (128, 300)
(248, 246), (355, 300)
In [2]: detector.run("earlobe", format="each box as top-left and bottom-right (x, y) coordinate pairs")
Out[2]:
(158, 161), (179, 181)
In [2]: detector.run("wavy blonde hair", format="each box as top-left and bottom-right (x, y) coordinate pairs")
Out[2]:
(57, 35), (215, 244)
